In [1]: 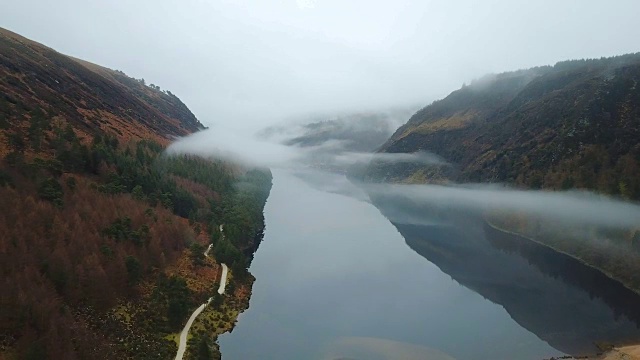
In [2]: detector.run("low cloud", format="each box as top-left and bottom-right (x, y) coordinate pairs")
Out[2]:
(166, 126), (301, 168)
(361, 182), (640, 230)
(333, 151), (449, 167)
(168, 125), (640, 234)
(167, 123), (445, 170)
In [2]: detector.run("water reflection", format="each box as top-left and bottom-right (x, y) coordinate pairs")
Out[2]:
(220, 172), (562, 360)
(373, 195), (640, 355)
(323, 337), (456, 360)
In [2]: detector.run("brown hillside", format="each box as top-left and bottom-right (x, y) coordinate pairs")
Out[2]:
(0, 28), (271, 360)
(0, 27), (204, 151)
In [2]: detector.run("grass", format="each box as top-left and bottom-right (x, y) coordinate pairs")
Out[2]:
(394, 109), (478, 142)
(404, 169), (428, 184)
(165, 333), (179, 346)
(190, 302), (239, 336)
(113, 304), (132, 325)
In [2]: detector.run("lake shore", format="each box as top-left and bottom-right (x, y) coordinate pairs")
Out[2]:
(484, 221), (640, 360)
(484, 219), (640, 297)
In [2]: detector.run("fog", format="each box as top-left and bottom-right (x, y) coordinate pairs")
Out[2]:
(364, 182), (640, 230)
(290, 165), (640, 231)
(166, 125), (301, 167)
(4, 1), (640, 129)
(166, 125), (444, 169)
(166, 123), (640, 235)
(6, 0), (640, 233)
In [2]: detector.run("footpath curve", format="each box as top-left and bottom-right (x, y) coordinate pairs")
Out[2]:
(174, 225), (228, 360)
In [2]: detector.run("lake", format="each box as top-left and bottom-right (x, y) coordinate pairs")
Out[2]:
(219, 170), (640, 360)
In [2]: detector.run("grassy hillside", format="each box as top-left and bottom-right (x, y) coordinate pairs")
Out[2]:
(0, 28), (271, 360)
(368, 53), (640, 198)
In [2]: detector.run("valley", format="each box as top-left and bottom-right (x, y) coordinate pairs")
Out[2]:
(2, 24), (640, 360)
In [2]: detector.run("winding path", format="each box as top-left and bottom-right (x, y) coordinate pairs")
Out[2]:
(217, 263), (228, 295)
(174, 225), (228, 360)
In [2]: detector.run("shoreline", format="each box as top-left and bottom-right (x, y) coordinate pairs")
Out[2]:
(484, 219), (640, 297)
(485, 220), (640, 360)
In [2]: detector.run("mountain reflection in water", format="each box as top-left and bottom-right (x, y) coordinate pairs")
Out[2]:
(374, 195), (640, 356)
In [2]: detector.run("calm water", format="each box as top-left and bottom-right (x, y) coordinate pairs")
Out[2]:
(219, 171), (640, 360)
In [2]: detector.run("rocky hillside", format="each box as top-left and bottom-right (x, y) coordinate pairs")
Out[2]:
(368, 53), (640, 199)
(0, 28), (271, 360)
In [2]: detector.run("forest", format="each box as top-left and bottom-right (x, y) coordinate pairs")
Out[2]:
(0, 116), (272, 359)
(0, 28), (272, 360)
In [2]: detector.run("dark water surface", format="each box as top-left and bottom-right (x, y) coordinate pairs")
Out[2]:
(219, 171), (640, 360)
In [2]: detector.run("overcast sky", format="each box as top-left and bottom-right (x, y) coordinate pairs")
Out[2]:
(3, 0), (640, 129)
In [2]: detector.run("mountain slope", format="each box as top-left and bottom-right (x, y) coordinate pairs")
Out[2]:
(0, 27), (204, 154)
(0, 28), (271, 360)
(261, 110), (414, 152)
(370, 53), (640, 199)
(364, 53), (640, 296)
